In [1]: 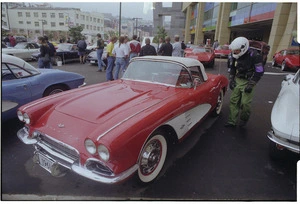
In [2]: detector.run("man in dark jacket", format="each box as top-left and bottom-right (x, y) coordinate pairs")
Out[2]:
(44, 35), (56, 68)
(225, 37), (264, 128)
(158, 36), (172, 56)
(140, 38), (157, 56)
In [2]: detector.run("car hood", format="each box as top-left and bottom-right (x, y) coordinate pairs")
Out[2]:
(271, 79), (299, 140)
(54, 80), (177, 125)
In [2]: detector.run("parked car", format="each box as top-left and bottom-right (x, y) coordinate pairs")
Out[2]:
(86, 48), (108, 66)
(267, 70), (299, 159)
(2, 42), (40, 61)
(2, 54), (86, 122)
(32, 43), (92, 65)
(17, 56), (228, 184)
(272, 48), (300, 71)
(214, 45), (231, 58)
(184, 47), (215, 67)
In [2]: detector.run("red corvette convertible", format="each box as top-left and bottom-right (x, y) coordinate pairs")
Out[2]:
(272, 48), (300, 71)
(184, 47), (215, 67)
(214, 45), (231, 58)
(17, 56), (228, 184)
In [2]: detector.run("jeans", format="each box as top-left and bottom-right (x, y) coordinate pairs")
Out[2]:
(106, 56), (115, 81)
(114, 57), (126, 80)
(97, 49), (106, 71)
(38, 58), (51, 68)
(129, 52), (138, 60)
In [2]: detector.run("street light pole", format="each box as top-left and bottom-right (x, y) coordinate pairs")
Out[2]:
(132, 18), (142, 37)
(38, 19), (46, 36)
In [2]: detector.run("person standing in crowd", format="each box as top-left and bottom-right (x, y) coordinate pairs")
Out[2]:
(124, 36), (131, 67)
(225, 37), (264, 128)
(105, 36), (117, 81)
(213, 40), (219, 50)
(157, 37), (164, 53)
(129, 35), (141, 60)
(3, 35), (10, 47)
(95, 33), (106, 71)
(112, 36), (129, 80)
(9, 35), (16, 47)
(172, 35), (182, 57)
(77, 37), (87, 64)
(139, 38), (157, 56)
(44, 35), (56, 68)
(37, 36), (51, 68)
(158, 36), (173, 56)
(67, 37), (71, 43)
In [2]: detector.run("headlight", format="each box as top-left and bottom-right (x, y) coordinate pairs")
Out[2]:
(17, 111), (24, 121)
(98, 145), (110, 161)
(85, 139), (96, 154)
(23, 113), (30, 124)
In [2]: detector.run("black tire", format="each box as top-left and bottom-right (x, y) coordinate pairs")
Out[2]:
(138, 131), (168, 183)
(281, 61), (287, 71)
(212, 91), (224, 117)
(43, 85), (67, 97)
(272, 58), (277, 67)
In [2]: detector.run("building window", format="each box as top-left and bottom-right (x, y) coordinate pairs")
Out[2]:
(51, 22), (56, 27)
(59, 22), (64, 26)
(35, 22), (40, 27)
(20, 29), (25, 33)
(34, 12), (38, 17)
(42, 13), (47, 18)
(163, 16), (171, 30)
(18, 12), (22, 17)
(50, 13), (55, 18)
(27, 21), (31, 25)
(59, 13), (64, 18)
(26, 12), (30, 17)
(162, 2), (172, 7)
(19, 21), (23, 24)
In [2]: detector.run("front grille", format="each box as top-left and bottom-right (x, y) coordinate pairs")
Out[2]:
(36, 134), (79, 167)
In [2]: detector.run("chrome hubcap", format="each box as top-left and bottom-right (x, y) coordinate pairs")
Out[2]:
(140, 139), (162, 175)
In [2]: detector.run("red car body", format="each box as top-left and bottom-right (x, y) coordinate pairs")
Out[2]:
(17, 56), (228, 184)
(184, 47), (215, 67)
(214, 45), (231, 58)
(272, 48), (300, 71)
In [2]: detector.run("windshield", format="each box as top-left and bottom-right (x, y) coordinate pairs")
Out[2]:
(14, 43), (26, 49)
(287, 50), (300, 55)
(122, 60), (193, 87)
(57, 44), (72, 51)
(193, 48), (212, 53)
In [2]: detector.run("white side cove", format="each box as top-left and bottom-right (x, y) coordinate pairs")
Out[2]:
(166, 104), (211, 139)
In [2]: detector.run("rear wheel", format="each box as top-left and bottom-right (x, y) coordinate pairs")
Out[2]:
(43, 85), (67, 96)
(212, 91), (224, 116)
(138, 132), (168, 183)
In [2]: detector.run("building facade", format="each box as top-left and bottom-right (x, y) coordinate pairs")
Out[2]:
(153, 2), (186, 40)
(2, 3), (104, 42)
(182, 2), (298, 61)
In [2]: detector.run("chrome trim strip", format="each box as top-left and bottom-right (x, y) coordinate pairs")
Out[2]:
(267, 130), (300, 153)
(72, 162), (138, 184)
(78, 82), (86, 88)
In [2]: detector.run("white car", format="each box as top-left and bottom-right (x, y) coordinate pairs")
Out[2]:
(267, 69), (300, 158)
(2, 42), (40, 61)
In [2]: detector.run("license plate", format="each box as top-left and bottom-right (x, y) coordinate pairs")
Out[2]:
(90, 60), (95, 63)
(38, 153), (55, 172)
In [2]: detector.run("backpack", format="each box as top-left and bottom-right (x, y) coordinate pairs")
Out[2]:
(248, 40), (270, 66)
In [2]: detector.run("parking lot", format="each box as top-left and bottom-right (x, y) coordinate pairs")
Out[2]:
(2, 59), (299, 201)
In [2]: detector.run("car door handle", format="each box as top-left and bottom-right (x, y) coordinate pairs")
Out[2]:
(17, 84), (28, 90)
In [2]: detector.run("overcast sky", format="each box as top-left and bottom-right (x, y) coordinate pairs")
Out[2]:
(50, 2), (154, 21)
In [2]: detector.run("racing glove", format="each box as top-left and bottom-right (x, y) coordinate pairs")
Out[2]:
(229, 75), (236, 90)
(245, 80), (256, 93)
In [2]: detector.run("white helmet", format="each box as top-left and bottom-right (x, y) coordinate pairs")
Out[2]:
(230, 37), (249, 59)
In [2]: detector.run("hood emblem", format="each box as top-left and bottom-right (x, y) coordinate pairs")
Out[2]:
(58, 123), (65, 128)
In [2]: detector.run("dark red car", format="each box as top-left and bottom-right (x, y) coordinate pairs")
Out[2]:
(214, 45), (231, 58)
(184, 47), (215, 68)
(272, 48), (300, 72)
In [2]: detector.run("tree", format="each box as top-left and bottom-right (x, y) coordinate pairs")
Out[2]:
(68, 26), (84, 43)
(153, 26), (168, 43)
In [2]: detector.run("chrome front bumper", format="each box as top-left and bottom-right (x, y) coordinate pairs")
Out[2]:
(267, 130), (300, 154)
(17, 127), (138, 184)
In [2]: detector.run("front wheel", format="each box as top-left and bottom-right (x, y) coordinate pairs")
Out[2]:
(138, 133), (168, 183)
(272, 58), (277, 67)
(281, 61), (287, 71)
